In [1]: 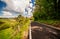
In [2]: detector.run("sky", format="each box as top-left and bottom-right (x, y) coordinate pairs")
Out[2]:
(0, 0), (35, 18)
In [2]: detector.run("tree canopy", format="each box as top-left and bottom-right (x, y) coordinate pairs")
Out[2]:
(33, 0), (60, 20)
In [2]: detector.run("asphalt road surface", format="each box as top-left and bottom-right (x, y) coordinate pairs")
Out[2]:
(31, 22), (60, 39)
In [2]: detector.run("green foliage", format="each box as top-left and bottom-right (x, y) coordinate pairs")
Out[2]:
(0, 28), (14, 39)
(0, 15), (31, 39)
(0, 18), (17, 30)
(16, 15), (30, 39)
(34, 0), (59, 20)
(38, 19), (60, 27)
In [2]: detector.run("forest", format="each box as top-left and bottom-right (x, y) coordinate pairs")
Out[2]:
(33, 0), (60, 27)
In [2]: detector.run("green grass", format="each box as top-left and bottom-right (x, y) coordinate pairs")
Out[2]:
(0, 18), (18, 39)
(0, 18), (30, 39)
(0, 18), (18, 30)
(37, 19), (60, 27)
(20, 18), (30, 39)
(0, 28), (14, 39)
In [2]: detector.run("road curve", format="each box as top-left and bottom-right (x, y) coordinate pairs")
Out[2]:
(31, 22), (60, 39)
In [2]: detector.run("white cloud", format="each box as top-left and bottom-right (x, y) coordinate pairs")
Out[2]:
(1, 0), (34, 18)
(3, 11), (12, 16)
(0, 15), (17, 18)
(12, 0), (30, 13)
(3, 0), (30, 13)
(30, 3), (33, 8)
(0, 11), (16, 18)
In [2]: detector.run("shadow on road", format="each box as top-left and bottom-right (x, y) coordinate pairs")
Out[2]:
(31, 22), (60, 39)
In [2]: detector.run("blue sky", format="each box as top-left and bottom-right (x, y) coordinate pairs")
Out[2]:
(0, 0), (35, 18)
(0, 1), (6, 16)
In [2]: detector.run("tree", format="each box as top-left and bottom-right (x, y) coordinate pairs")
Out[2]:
(33, 0), (59, 20)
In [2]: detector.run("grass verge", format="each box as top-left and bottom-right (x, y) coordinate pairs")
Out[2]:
(37, 19), (60, 28)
